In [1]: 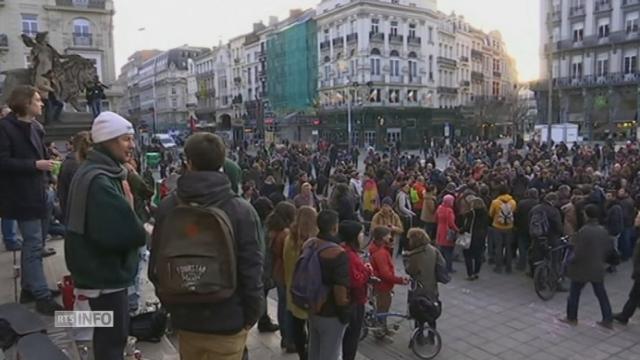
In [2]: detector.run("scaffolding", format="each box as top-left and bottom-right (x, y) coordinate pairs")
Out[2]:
(267, 18), (318, 115)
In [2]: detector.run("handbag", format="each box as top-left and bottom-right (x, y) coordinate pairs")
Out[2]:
(456, 211), (475, 250)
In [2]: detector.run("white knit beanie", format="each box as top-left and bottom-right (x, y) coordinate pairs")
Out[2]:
(91, 112), (135, 143)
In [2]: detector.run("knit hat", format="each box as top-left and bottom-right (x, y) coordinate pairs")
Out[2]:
(382, 197), (393, 206)
(339, 220), (363, 245)
(91, 112), (134, 143)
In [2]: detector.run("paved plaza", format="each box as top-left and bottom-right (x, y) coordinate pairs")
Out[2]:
(0, 238), (639, 360)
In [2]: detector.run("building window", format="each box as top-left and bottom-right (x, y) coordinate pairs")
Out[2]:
(409, 60), (417, 80)
(336, 24), (342, 37)
(350, 59), (358, 76)
(409, 23), (416, 38)
(407, 89), (417, 102)
(21, 14), (38, 36)
(324, 64), (331, 80)
(371, 18), (379, 34)
(390, 21), (398, 36)
(626, 14), (639, 34)
(596, 58), (609, 77)
(247, 68), (252, 85)
(324, 29), (330, 42)
(598, 22), (610, 39)
(428, 55), (433, 81)
(571, 62), (583, 78)
(350, 19), (357, 34)
(492, 81), (500, 97)
(369, 88), (381, 102)
(389, 89), (400, 103)
(573, 27), (584, 42)
(624, 55), (637, 74)
(428, 26), (433, 43)
(390, 59), (400, 76)
(370, 58), (381, 75)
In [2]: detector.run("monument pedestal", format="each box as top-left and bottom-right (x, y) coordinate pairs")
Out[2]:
(43, 111), (93, 141)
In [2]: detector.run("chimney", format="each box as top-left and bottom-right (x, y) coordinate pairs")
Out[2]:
(289, 9), (303, 18)
(268, 16), (278, 26)
(253, 21), (266, 32)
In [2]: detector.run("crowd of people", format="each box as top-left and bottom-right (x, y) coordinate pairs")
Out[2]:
(1, 84), (640, 360)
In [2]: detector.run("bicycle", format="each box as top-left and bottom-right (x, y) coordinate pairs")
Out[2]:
(533, 236), (573, 301)
(360, 279), (442, 360)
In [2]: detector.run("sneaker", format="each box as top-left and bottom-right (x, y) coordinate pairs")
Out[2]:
(597, 321), (614, 330)
(42, 248), (57, 258)
(20, 289), (61, 304)
(558, 317), (578, 326)
(35, 298), (64, 316)
(613, 314), (628, 325)
(4, 243), (22, 252)
(258, 319), (280, 333)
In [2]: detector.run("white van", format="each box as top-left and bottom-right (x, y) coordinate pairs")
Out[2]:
(152, 134), (177, 150)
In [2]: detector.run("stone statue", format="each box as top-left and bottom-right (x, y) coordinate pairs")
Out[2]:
(0, 32), (99, 123)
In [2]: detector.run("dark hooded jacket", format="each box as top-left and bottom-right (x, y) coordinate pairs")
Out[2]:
(149, 170), (264, 334)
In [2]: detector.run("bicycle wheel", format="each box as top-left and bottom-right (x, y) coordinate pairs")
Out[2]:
(410, 326), (442, 360)
(360, 308), (376, 342)
(534, 263), (557, 301)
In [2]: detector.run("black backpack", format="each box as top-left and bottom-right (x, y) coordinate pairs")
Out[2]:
(130, 307), (168, 343)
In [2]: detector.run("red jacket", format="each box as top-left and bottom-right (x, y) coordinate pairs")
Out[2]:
(435, 194), (458, 247)
(342, 244), (372, 305)
(369, 242), (404, 293)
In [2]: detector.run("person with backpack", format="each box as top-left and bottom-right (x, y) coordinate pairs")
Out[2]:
(265, 201), (297, 352)
(65, 112), (147, 359)
(283, 206), (318, 360)
(292, 210), (350, 360)
(149, 133), (264, 360)
(488, 184), (517, 273)
(369, 226), (410, 339)
(513, 188), (539, 272)
(528, 192), (563, 275)
(559, 204), (614, 329)
(340, 220), (372, 360)
(404, 228), (446, 335)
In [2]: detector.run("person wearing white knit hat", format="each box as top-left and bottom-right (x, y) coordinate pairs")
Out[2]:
(66, 111), (146, 360)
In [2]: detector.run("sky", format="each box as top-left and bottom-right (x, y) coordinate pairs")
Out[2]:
(113, 0), (540, 81)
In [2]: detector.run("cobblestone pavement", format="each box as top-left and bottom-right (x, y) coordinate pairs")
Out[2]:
(1, 239), (636, 360)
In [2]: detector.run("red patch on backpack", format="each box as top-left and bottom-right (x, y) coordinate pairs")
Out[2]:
(185, 223), (199, 238)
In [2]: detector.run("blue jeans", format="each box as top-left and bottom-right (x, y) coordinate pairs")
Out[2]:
(567, 281), (613, 323)
(128, 247), (147, 312)
(1, 218), (18, 247)
(619, 227), (634, 260)
(18, 219), (49, 299)
(41, 189), (55, 243)
(90, 100), (102, 119)
(276, 284), (293, 345)
(439, 246), (454, 273)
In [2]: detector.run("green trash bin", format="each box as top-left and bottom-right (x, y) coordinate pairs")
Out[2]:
(146, 152), (161, 168)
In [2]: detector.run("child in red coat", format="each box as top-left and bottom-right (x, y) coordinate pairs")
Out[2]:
(369, 226), (409, 337)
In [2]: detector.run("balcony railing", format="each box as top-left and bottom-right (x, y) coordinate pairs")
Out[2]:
(320, 40), (331, 50)
(346, 33), (358, 43)
(55, 0), (106, 9)
(72, 33), (92, 47)
(471, 49), (483, 60)
(258, 51), (266, 61)
(408, 76), (422, 84)
(471, 71), (484, 82)
(389, 75), (403, 84)
(549, 10), (562, 23)
(438, 86), (458, 95)
(437, 56), (457, 68)
(594, 0), (612, 12)
(459, 56), (469, 63)
(389, 34), (403, 44)
(536, 73), (640, 90)
(460, 80), (470, 87)
(369, 32), (384, 42)
(569, 6), (585, 17)
(493, 71), (501, 78)
(407, 36), (421, 46)
(0, 34), (8, 49)
(332, 37), (344, 47)
(622, 0), (640, 8)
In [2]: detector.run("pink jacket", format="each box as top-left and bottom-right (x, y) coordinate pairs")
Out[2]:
(435, 195), (458, 247)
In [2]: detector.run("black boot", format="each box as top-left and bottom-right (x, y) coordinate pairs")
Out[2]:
(257, 317), (279, 333)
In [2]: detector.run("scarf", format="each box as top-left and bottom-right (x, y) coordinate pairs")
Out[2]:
(66, 148), (127, 235)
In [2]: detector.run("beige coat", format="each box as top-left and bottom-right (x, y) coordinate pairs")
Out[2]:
(420, 193), (437, 224)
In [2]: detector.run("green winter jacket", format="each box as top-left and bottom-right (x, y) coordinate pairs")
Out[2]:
(65, 163), (147, 289)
